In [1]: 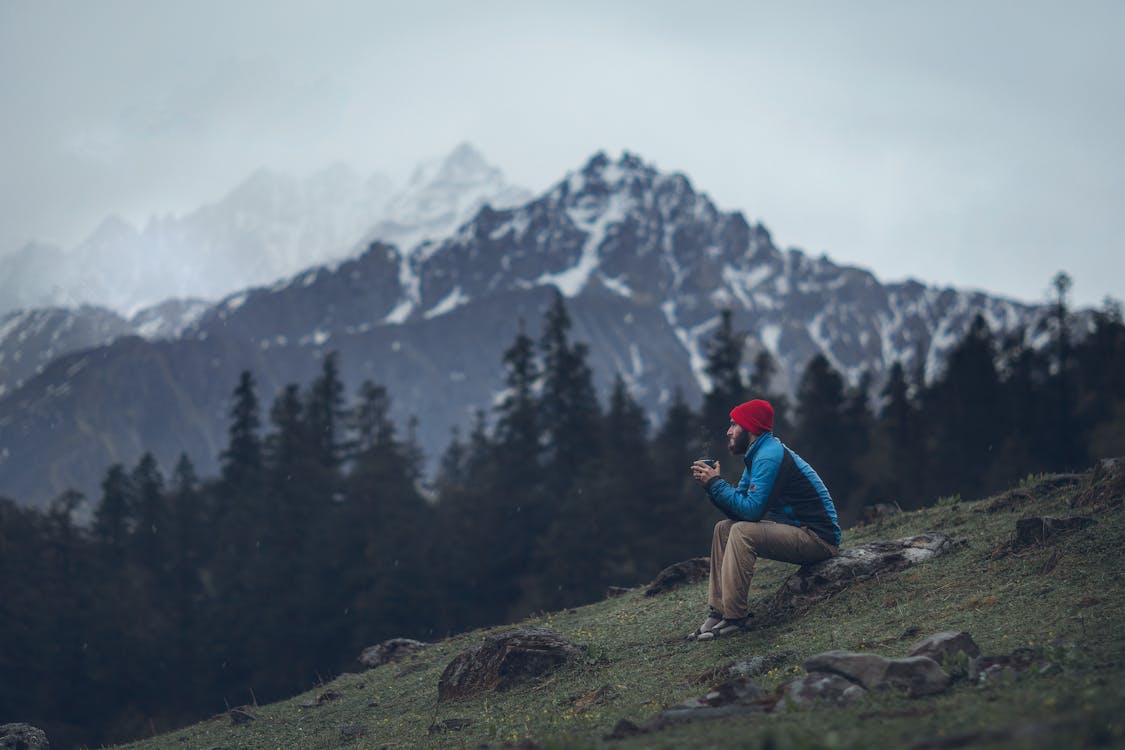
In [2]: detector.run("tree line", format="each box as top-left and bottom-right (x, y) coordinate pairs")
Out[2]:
(2, 279), (1123, 748)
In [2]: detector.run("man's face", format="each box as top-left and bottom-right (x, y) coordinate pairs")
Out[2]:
(726, 419), (751, 455)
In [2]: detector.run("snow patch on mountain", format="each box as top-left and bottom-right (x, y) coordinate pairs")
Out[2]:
(425, 287), (470, 319)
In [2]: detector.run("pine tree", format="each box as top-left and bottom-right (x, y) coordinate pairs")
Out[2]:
(701, 309), (748, 450)
(923, 314), (1005, 498)
(305, 351), (349, 471)
(793, 354), (855, 519)
(538, 293), (602, 493)
(650, 388), (711, 564)
(92, 464), (135, 559)
(220, 371), (263, 489)
(1078, 299), (1125, 458)
(868, 362), (923, 507)
(750, 348), (791, 435)
(1047, 272), (1082, 470)
(130, 452), (166, 571)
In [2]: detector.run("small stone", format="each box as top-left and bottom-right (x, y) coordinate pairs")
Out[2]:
(783, 672), (867, 708)
(427, 718), (473, 734)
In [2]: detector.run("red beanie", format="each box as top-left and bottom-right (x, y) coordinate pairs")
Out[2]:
(730, 399), (774, 435)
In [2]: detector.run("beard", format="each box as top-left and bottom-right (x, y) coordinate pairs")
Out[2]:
(728, 431), (751, 455)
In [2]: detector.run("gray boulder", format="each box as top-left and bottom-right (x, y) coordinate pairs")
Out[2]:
(770, 532), (966, 615)
(909, 631), (981, 669)
(803, 650), (950, 697)
(694, 650), (799, 685)
(438, 627), (582, 701)
(0, 724), (48, 750)
(783, 672), (867, 708)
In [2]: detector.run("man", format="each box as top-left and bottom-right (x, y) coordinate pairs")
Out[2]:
(688, 399), (841, 639)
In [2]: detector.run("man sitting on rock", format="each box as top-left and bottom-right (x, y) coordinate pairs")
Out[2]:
(689, 399), (841, 639)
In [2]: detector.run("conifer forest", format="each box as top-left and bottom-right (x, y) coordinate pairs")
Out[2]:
(3, 285), (1125, 748)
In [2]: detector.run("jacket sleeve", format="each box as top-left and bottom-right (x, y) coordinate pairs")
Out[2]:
(705, 452), (781, 521)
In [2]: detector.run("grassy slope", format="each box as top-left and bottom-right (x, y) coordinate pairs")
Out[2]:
(117, 470), (1125, 750)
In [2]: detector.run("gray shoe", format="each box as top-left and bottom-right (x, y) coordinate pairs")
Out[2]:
(695, 615), (753, 640)
(686, 609), (724, 641)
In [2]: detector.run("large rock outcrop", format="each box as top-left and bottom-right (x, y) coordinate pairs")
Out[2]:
(438, 627), (582, 701)
(770, 532), (966, 615)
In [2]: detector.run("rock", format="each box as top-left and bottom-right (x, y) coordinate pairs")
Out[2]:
(427, 718), (473, 734)
(803, 650), (950, 697)
(643, 557), (710, 596)
(803, 651), (890, 690)
(693, 650), (799, 684)
(358, 637), (430, 669)
(883, 656), (952, 697)
(909, 631), (981, 663)
(1013, 516), (1096, 548)
(438, 627), (582, 701)
(605, 586), (632, 598)
(769, 533), (966, 615)
(0, 723), (49, 750)
(655, 678), (770, 724)
(605, 678), (774, 739)
(969, 645), (1061, 683)
(783, 672), (867, 708)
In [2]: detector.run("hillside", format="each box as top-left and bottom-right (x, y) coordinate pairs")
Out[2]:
(107, 462), (1125, 750)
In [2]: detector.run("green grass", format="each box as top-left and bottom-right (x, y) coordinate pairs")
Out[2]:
(117, 470), (1125, 749)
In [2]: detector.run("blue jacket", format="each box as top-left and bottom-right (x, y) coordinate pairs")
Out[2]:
(705, 431), (842, 546)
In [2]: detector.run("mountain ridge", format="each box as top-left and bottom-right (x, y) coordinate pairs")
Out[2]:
(0, 150), (1074, 507)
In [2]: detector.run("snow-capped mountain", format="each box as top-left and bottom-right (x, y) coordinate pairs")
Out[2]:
(0, 299), (209, 398)
(0, 144), (529, 316)
(0, 151), (1061, 508)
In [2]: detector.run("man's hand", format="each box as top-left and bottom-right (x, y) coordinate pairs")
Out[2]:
(691, 459), (720, 486)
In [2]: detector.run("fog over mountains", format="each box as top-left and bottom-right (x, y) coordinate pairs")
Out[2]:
(0, 149), (1065, 507)
(0, 143), (531, 317)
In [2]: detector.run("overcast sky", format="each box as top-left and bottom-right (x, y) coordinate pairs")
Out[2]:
(2, 0), (1122, 307)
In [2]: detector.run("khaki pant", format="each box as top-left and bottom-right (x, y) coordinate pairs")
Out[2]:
(709, 519), (838, 619)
